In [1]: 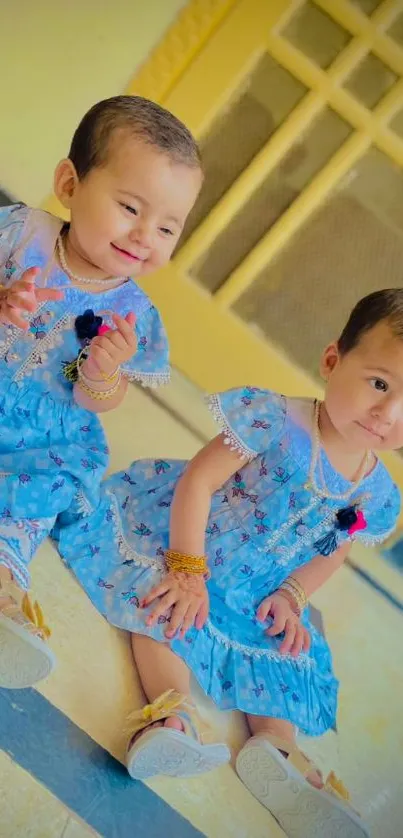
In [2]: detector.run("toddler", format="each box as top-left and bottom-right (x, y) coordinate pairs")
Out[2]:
(0, 95), (202, 689)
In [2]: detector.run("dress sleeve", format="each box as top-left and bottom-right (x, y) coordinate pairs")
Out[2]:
(354, 481), (401, 547)
(0, 204), (29, 283)
(207, 386), (287, 459)
(121, 302), (170, 388)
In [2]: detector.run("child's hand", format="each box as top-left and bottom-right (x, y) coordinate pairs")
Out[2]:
(257, 592), (311, 657)
(0, 267), (64, 329)
(82, 312), (137, 380)
(142, 571), (209, 639)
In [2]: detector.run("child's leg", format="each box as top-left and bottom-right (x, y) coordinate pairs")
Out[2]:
(126, 633), (230, 779)
(132, 634), (190, 732)
(0, 516), (56, 689)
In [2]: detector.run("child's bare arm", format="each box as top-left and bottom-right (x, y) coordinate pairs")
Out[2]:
(143, 435), (248, 637)
(289, 543), (350, 599)
(169, 434), (248, 555)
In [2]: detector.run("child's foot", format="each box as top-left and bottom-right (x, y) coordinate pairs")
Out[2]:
(236, 734), (369, 838)
(125, 690), (230, 780)
(0, 574), (56, 689)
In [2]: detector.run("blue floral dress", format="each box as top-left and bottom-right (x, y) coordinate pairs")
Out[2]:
(58, 386), (400, 736)
(0, 204), (169, 586)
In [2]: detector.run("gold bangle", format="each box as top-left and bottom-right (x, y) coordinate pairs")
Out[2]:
(277, 588), (302, 616)
(165, 549), (208, 576)
(77, 374), (122, 401)
(286, 576), (307, 606)
(281, 584), (305, 612)
(77, 348), (121, 386)
(79, 366), (120, 388)
(278, 577), (307, 614)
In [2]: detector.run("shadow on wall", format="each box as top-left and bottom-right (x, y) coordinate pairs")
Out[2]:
(0, 189), (14, 206)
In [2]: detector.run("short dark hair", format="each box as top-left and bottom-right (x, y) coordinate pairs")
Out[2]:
(338, 288), (403, 355)
(68, 95), (201, 179)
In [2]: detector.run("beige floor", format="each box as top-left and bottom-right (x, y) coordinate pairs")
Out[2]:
(2, 376), (403, 838)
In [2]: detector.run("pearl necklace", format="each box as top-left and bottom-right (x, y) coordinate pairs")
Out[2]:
(305, 400), (371, 502)
(56, 235), (126, 289)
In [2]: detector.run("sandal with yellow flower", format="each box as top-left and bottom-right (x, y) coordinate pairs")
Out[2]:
(0, 576), (55, 689)
(236, 734), (370, 838)
(125, 689), (230, 780)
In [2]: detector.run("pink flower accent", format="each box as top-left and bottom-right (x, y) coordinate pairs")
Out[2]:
(98, 324), (111, 336)
(348, 510), (367, 536)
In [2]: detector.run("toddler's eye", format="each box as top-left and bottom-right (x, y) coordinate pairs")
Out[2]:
(370, 378), (388, 392)
(121, 204), (138, 216)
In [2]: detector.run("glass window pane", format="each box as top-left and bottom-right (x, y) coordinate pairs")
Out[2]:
(344, 54), (397, 109)
(191, 108), (351, 293)
(390, 108), (403, 140)
(388, 11), (403, 46)
(233, 148), (403, 381)
(282, 1), (350, 69)
(349, 0), (382, 14)
(180, 54), (306, 247)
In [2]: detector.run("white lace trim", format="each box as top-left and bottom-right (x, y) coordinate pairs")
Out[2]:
(0, 553), (30, 591)
(75, 489), (93, 517)
(109, 492), (163, 570)
(351, 524), (397, 547)
(123, 368), (171, 388)
(13, 311), (73, 381)
(205, 620), (315, 667)
(206, 393), (257, 460)
(0, 300), (49, 362)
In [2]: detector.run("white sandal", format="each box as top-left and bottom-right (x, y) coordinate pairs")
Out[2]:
(236, 734), (370, 838)
(125, 689), (231, 780)
(0, 578), (56, 689)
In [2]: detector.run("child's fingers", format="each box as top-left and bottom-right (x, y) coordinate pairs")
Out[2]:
(165, 600), (190, 638)
(7, 291), (37, 313)
(278, 619), (296, 654)
(19, 267), (41, 285)
(0, 302), (30, 330)
(266, 610), (287, 636)
(146, 591), (177, 625)
(97, 330), (127, 353)
(179, 602), (199, 638)
(141, 580), (170, 607)
(195, 599), (209, 630)
(256, 597), (272, 622)
(288, 625), (305, 658)
(36, 288), (64, 303)
(88, 343), (115, 371)
(112, 312), (136, 340)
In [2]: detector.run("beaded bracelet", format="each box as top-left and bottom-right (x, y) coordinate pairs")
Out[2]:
(165, 548), (209, 577)
(77, 373), (122, 401)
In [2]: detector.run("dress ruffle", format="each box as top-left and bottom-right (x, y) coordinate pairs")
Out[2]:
(0, 377), (108, 518)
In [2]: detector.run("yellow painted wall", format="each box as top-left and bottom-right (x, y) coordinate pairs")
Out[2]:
(0, 0), (186, 206)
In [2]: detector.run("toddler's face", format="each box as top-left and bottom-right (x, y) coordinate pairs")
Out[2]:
(58, 131), (202, 279)
(321, 321), (403, 452)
